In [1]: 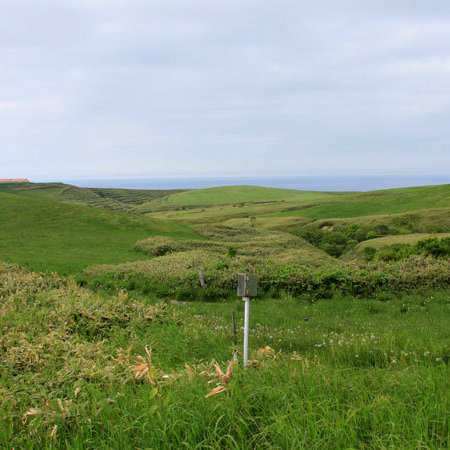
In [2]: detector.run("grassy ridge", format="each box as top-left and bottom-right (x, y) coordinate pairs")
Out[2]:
(0, 182), (186, 212)
(272, 184), (450, 219)
(0, 192), (197, 274)
(166, 185), (342, 206)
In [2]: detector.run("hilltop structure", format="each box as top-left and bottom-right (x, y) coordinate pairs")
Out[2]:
(0, 178), (29, 183)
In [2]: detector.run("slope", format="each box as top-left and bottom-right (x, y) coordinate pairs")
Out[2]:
(0, 191), (197, 274)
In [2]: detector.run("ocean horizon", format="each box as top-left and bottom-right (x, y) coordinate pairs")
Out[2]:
(49, 175), (450, 192)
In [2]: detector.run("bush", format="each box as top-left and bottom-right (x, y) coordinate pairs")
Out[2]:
(364, 247), (376, 262)
(226, 246), (238, 258)
(376, 244), (413, 262)
(370, 237), (450, 263)
(366, 231), (378, 240)
(84, 253), (450, 301)
(417, 237), (450, 258)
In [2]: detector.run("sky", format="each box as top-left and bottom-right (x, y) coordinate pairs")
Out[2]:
(1, 0), (450, 180)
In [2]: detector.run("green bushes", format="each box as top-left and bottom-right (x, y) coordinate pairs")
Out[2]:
(374, 237), (450, 262)
(296, 223), (394, 257)
(84, 253), (450, 301)
(417, 237), (450, 257)
(226, 245), (238, 258)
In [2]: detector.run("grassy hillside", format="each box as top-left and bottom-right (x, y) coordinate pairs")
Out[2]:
(272, 184), (450, 219)
(0, 182), (185, 212)
(0, 191), (197, 274)
(166, 185), (342, 206)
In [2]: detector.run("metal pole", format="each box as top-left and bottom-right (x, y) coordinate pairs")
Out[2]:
(231, 310), (238, 361)
(243, 296), (250, 366)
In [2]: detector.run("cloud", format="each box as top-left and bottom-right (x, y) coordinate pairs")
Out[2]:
(0, 0), (449, 178)
(0, 96), (73, 115)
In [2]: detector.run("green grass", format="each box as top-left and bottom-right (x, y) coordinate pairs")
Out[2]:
(166, 185), (341, 206)
(3, 182), (450, 447)
(2, 262), (450, 448)
(0, 191), (197, 274)
(0, 182), (186, 212)
(272, 184), (450, 219)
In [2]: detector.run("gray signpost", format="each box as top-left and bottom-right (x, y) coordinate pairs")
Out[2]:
(237, 273), (258, 366)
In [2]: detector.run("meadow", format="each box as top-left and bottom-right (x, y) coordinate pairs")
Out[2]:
(0, 189), (197, 274)
(2, 262), (450, 449)
(1, 181), (450, 448)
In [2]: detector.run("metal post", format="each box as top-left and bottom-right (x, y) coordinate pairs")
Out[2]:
(231, 310), (238, 361)
(243, 296), (250, 366)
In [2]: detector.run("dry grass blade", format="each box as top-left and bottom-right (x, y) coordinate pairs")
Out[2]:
(213, 360), (234, 385)
(214, 361), (225, 378)
(273, 349), (282, 361)
(225, 360), (233, 378)
(131, 347), (157, 385)
(131, 359), (150, 380)
(223, 360), (234, 384)
(21, 408), (43, 423)
(49, 425), (58, 438)
(205, 386), (227, 398)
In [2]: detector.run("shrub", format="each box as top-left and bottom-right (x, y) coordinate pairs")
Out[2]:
(370, 237), (450, 263)
(364, 246), (376, 262)
(376, 244), (413, 262)
(366, 231), (378, 240)
(84, 253), (450, 301)
(417, 237), (450, 258)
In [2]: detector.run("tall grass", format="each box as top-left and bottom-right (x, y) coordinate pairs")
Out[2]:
(2, 262), (450, 448)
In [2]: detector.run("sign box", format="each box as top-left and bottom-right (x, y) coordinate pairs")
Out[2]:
(237, 273), (258, 297)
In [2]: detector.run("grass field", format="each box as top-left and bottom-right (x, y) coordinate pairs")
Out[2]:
(166, 185), (342, 206)
(0, 191), (197, 274)
(269, 184), (450, 219)
(0, 182), (186, 212)
(2, 181), (450, 448)
(2, 262), (450, 448)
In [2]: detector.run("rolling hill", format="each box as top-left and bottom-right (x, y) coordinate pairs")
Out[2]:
(0, 190), (197, 274)
(165, 185), (344, 206)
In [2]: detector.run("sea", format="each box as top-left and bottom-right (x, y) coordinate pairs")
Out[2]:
(58, 175), (449, 192)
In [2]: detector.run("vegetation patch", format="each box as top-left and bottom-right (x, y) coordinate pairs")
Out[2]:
(0, 191), (197, 274)
(83, 253), (450, 301)
(166, 185), (341, 206)
(3, 261), (450, 448)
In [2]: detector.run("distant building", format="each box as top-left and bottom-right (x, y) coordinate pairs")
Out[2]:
(0, 179), (29, 183)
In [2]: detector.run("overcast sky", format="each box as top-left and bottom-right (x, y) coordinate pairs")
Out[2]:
(1, 0), (449, 179)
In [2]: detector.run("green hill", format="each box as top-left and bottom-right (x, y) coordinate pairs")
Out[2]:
(0, 182), (185, 212)
(0, 191), (197, 274)
(166, 185), (342, 206)
(273, 184), (450, 219)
